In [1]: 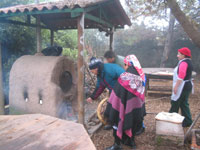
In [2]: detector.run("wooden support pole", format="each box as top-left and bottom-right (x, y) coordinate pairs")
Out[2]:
(109, 32), (113, 51)
(109, 27), (114, 51)
(26, 15), (31, 24)
(77, 13), (85, 124)
(36, 15), (42, 52)
(184, 112), (200, 143)
(50, 30), (54, 46)
(0, 42), (5, 115)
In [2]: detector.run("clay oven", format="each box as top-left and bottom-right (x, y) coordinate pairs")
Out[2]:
(9, 55), (78, 120)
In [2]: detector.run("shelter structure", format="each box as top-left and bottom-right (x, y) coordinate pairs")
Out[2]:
(0, 0), (131, 123)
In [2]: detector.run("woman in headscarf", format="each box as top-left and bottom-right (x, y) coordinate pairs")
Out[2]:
(169, 47), (193, 127)
(87, 57), (124, 102)
(104, 55), (146, 150)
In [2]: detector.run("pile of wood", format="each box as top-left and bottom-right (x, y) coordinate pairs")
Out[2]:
(86, 111), (103, 137)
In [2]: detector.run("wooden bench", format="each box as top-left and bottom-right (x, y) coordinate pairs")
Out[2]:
(143, 68), (196, 96)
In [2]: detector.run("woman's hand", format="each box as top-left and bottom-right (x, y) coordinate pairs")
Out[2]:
(87, 97), (93, 103)
(174, 86), (178, 94)
(174, 79), (182, 94)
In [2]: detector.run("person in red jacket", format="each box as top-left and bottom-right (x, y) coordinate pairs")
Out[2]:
(169, 47), (193, 127)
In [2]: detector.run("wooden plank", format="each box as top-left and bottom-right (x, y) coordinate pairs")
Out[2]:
(147, 90), (171, 95)
(148, 88), (172, 92)
(89, 122), (103, 137)
(0, 114), (96, 150)
(146, 74), (173, 80)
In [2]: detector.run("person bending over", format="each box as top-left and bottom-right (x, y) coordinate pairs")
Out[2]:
(104, 55), (146, 150)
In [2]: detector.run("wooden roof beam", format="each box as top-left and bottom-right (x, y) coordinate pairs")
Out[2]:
(0, 19), (48, 29)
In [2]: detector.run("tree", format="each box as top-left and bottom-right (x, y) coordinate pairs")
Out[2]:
(114, 24), (163, 67)
(125, 0), (200, 48)
(85, 29), (109, 56)
(54, 30), (77, 50)
(166, 0), (200, 48)
(160, 10), (175, 67)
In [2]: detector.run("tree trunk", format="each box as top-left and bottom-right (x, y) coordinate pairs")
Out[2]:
(160, 10), (175, 67)
(167, 0), (200, 48)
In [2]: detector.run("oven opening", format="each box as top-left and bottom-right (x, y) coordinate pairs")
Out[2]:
(59, 71), (72, 93)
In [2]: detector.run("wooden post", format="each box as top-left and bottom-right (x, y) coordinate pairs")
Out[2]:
(26, 15), (31, 24)
(50, 30), (54, 46)
(109, 27), (114, 51)
(109, 32), (113, 51)
(77, 13), (85, 124)
(36, 15), (42, 52)
(0, 42), (5, 115)
(145, 76), (149, 96)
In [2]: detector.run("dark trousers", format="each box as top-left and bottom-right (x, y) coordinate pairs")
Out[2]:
(169, 89), (192, 126)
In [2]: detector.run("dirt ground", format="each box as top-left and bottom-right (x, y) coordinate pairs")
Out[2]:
(90, 74), (200, 150)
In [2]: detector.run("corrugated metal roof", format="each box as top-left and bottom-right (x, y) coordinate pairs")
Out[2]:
(0, 0), (107, 14)
(0, 0), (131, 30)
